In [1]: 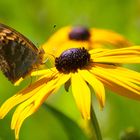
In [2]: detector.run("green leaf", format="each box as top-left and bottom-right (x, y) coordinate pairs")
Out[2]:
(43, 103), (89, 140)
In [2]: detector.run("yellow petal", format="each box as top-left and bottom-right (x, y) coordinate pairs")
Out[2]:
(92, 46), (140, 56)
(90, 28), (131, 48)
(42, 26), (131, 60)
(0, 77), (50, 119)
(116, 67), (140, 84)
(71, 72), (91, 119)
(11, 77), (58, 139)
(52, 41), (89, 57)
(92, 46), (140, 63)
(14, 78), (24, 86)
(31, 68), (56, 76)
(95, 66), (140, 92)
(11, 78), (57, 129)
(42, 26), (71, 58)
(93, 56), (140, 63)
(95, 64), (140, 85)
(89, 48), (108, 55)
(11, 83), (46, 129)
(79, 70), (105, 108)
(92, 66), (140, 100)
(14, 104), (33, 140)
(55, 73), (71, 88)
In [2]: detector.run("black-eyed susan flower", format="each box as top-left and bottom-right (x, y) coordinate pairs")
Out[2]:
(42, 26), (131, 61)
(0, 46), (140, 139)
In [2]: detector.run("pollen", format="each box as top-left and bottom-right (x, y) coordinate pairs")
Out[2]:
(69, 27), (90, 41)
(55, 48), (90, 73)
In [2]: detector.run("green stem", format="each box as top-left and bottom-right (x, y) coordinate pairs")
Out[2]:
(90, 105), (103, 140)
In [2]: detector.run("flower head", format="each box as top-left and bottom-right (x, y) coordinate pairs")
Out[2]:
(42, 26), (131, 60)
(0, 46), (140, 139)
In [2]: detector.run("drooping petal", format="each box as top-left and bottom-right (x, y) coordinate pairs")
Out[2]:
(11, 77), (58, 139)
(79, 69), (105, 108)
(71, 72), (91, 119)
(115, 67), (140, 84)
(11, 78), (58, 129)
(0, 77), (50, 119)
(95, 64), (140, 85)
(91, 66), (140, 100)
(14, 104), (33, 140)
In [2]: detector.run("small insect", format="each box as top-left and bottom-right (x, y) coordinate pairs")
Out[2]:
(53, 24), (56, 29)
(0, 23), (44, 84)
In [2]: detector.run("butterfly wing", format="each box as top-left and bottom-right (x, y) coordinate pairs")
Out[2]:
(0, 23), (43, 83)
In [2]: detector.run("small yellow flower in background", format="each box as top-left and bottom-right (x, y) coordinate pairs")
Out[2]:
(42, 26), (131, 61)
(0, 46), (140, 139)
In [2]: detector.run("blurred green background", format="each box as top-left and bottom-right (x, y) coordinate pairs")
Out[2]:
(0, 0), (140, 140)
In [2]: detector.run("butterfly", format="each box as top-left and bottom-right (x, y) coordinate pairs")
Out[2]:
(0, 23), (44, 84)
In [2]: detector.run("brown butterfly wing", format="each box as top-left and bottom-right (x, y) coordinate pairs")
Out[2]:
(0, 23), (43, 83)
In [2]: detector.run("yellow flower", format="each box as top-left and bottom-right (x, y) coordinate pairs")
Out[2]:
(1, 46), (140, 139)
(42, 26), (131, 60)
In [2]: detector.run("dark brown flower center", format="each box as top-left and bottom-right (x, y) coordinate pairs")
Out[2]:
(69, 27), (90, 41)
(55, 48), (90, 73)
